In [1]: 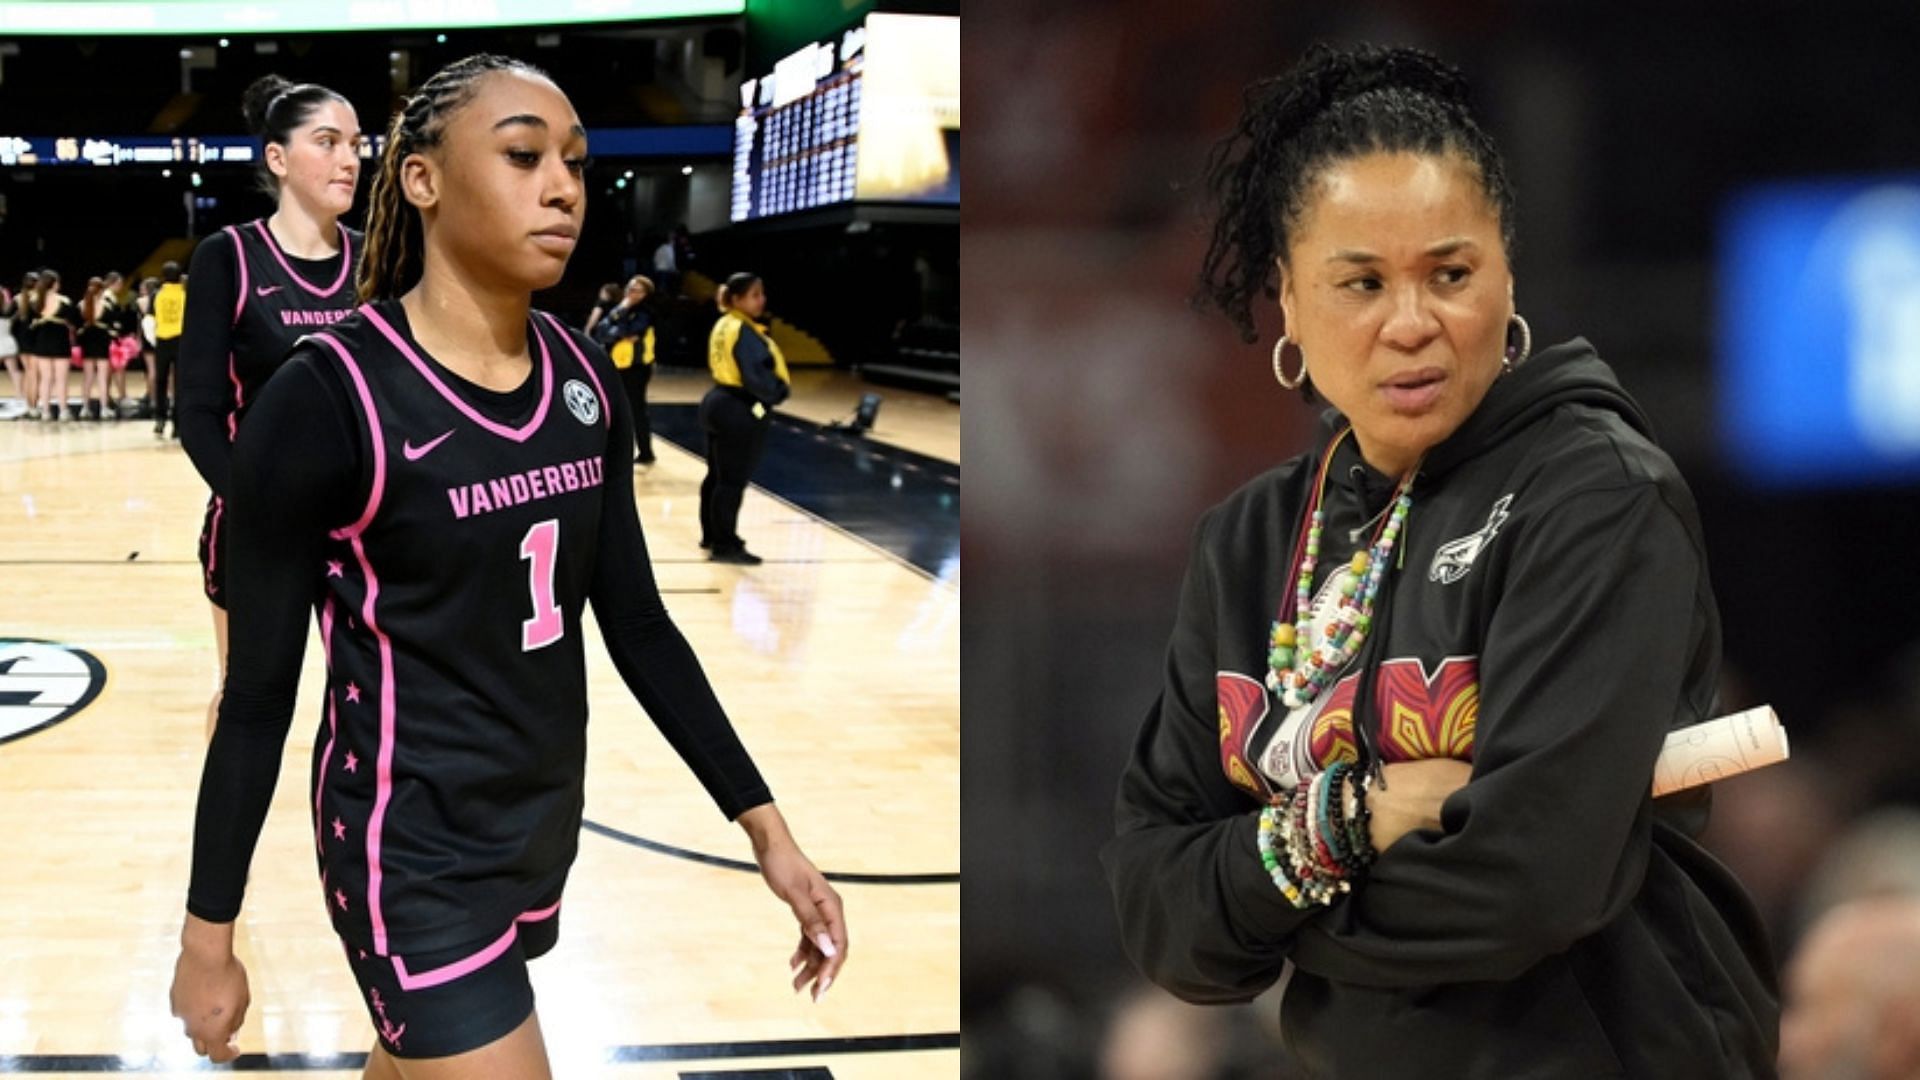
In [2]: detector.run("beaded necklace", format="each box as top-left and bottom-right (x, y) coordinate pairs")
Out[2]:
(1265, 428), (1418, 708)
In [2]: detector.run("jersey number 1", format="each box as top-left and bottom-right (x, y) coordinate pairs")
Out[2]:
(521, 519), (564, 651)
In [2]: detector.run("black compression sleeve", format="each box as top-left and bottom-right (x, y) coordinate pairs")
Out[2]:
(185, 351), (361, 922)
(179, 231), (241, 498)
(586, 348), (773, 819)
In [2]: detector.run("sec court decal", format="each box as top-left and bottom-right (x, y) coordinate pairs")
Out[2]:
(0, 639), (107, 745)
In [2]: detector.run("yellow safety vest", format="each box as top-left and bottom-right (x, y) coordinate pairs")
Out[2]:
(707, 310), (790, 389)
(611, 326), (655, 370)
(154, 282), (186, 340)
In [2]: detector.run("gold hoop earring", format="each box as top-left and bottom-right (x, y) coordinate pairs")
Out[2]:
(1503, 313), (1532, 373)
(1272, 334), (1306, 391)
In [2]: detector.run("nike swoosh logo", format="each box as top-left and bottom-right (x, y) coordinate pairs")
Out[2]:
(401, 430), (455, 461)
(254, 285), (283, 297)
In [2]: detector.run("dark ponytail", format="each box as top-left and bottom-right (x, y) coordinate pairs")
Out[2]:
(1197, 42), (1516, 344)
(241, 74), (351, 199)
(715, 271), (761, 313)
(358, 53), (553, 303)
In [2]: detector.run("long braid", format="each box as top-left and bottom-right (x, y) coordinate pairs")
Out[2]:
(356, 53), (555, 303)
(1196, 43), (1516, 345)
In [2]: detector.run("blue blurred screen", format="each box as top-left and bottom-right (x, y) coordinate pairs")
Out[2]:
(1718, 178), (1920, 487)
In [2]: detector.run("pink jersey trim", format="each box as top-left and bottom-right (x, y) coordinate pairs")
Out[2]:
(537, 311), (613, 431)
(224, 225), (249, 328)
(249, 219), (354, 298)
(388, 900), (564, 991)
(307, 330), (395, 953)
(311, 329), (386, 540)
(351, 531), (397, 955)
(313, 595), (337, 856)
(315, 684), (339, 856)
(204, 496), (223, 595)
(362, 304), (554, 444)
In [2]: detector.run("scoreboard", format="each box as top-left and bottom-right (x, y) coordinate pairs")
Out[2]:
(730, 26), (866, 222)
(730, 14), (958, 224)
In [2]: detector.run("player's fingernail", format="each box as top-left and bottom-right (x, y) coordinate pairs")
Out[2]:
(815, 933), (837, 958)
(819, 976), (833, 1000)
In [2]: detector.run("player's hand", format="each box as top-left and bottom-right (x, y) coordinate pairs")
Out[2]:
(740, 805), (848, 1002)
(169, 917), (249, 1063)
(1368, 758), (1474, 853)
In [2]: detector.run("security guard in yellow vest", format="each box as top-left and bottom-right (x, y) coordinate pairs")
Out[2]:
(700, 272), (790, 565)
(152, 260), (188, 437)
(590, 274), (660, 464)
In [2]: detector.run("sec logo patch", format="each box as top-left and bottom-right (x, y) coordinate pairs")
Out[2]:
(0, 639), (106, 745)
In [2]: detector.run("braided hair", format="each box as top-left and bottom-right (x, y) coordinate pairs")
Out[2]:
(1198, 42), (1516, 345)
(358, 54), (553, 303)
(241, 74), (352, 199)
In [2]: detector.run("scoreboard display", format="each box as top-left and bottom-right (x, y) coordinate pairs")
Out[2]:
(732, 13), (958, 224)
(731, 27), (865, 222)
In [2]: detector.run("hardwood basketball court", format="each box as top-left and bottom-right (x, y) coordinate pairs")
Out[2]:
(0, 367), (959, 1078)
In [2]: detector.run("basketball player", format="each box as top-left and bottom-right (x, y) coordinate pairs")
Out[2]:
(177, 74), (363, 739)
(170, 55), (846, 1072)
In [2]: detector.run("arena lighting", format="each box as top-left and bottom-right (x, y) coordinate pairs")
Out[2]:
(0, 0), (743, 35)
(681, 165), (693, 175)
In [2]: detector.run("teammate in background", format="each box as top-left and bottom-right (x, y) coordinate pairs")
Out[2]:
(177, 74), (364, 740)
(700, 272), (790, 565)
(75, 277), (114, 421)
(152, 262), (187, 437)
(588, 274), (657, 464)
(170, 54), (845, 1071)
(28, 269), (77, 422)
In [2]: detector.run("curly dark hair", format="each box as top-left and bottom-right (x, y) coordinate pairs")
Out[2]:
(1197, 42), (1517, 345)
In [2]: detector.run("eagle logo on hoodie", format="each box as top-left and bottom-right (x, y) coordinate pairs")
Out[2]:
(1429, 494), (1514, 585)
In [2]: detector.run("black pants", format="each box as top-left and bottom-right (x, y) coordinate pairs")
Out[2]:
(153, 336), (180, 429)
(618, 362), (654, 461)
(698, 387), (771, 553)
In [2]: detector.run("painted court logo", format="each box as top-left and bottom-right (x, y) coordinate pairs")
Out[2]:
(562, 379), (600, 425)
(0, 639), (106, 744)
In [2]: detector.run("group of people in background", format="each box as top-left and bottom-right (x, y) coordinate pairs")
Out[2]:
(583, 265), (791, 565)
(0, 262), (185, 427)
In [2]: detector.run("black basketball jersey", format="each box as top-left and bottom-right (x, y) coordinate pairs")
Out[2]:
(303, 299), (615, 958)
(222, 219), (363, 437)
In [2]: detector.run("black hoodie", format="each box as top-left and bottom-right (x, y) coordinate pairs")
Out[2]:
(1102, 341), (1780, 1078)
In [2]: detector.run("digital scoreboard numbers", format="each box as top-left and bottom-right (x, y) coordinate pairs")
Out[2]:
(0, 134), (388, 167)
(730, 23), (865, 222)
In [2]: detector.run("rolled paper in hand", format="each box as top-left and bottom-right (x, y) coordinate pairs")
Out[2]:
(1652, 705), (1790, 797)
